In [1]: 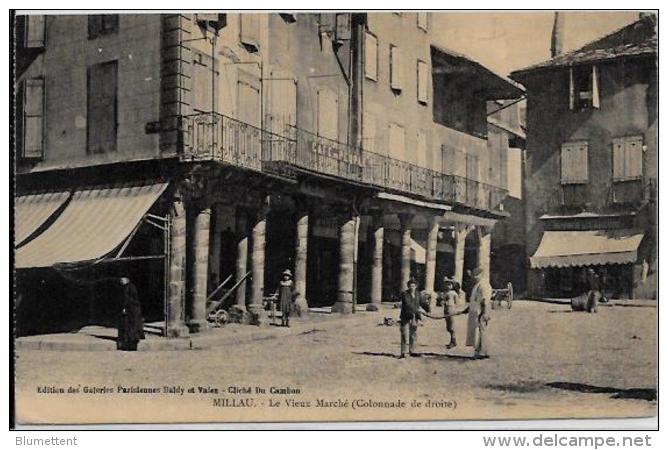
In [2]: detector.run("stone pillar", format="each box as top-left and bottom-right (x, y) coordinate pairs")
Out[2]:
(453, 223), (471, 286)
(188, 207), (211, 333)
(369, 213), (384, 307)
(294, 209), (309, 305)
(425, 216), (440, 296)
(398, 213), (414, 290)
(248, 208), (267, 317)
(332, 213), (357, 314)
(235, 210), (249, 308)
(208, 205), (223, 290)
(166, 197), (189, 337)
(477, 225), (492, 286)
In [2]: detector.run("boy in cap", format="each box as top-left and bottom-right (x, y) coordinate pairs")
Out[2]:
(439, 276), (459, 349)
(399, 277), (423, 358)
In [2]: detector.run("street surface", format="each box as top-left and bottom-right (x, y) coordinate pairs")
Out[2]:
(15, 301), (657, 424)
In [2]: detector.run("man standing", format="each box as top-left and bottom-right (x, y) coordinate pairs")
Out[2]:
(438, 277), (459, 349)
(586, 268), (601, 313)
(399, 277), (422, 358)
(465, 267), (493, 359)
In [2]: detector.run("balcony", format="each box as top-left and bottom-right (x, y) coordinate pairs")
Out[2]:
(182, 113), (507, 213)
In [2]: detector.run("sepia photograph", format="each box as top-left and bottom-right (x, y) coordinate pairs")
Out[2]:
(10, 8), (658, 427)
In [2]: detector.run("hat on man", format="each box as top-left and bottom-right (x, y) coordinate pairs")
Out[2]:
(407, 277), (417, 287)
(282, 269), (293, 278)
(443, 276), (454, 286)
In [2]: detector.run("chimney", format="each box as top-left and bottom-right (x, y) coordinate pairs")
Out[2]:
(550, 11), (565, 58)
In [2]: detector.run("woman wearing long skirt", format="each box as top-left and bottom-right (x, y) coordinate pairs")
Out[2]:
(117, 277), (145, 351)
(278, 269), (294, 327)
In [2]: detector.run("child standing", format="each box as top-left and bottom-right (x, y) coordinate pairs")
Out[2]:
(440, 277), (459, 349)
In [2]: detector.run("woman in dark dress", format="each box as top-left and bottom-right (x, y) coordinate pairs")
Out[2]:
(278, 269), (294, 327)
(117, 277), (145, 351)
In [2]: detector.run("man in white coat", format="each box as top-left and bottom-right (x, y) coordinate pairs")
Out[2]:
(465, 267), (493, 359)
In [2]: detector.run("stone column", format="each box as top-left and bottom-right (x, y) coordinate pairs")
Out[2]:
(208, 205), (223, 290)
(477, 225), (492, 286)
(166, 197), (189, 337)
(425, 215), (440, 296)
(248, 208), (267, 318)
(332, 212), (357, 314)
(398, 213), (414, 290)
(294, 209), (309, 305)
(235, 210), (249, 308)
(453, 223), (471, 286)
(369, 213), (384, 309)
(188, 207), (211, 333)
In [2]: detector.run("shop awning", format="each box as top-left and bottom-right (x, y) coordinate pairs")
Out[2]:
(15, 183), (168, 269)
(530, 229), (644, 269)
(15, 191), (71, 247)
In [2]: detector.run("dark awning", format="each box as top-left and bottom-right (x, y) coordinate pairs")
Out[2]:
(530, 229), (644, 269)
(15, 183), (168, 269)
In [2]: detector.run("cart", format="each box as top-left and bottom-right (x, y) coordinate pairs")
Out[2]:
(491, 282), (513, 309)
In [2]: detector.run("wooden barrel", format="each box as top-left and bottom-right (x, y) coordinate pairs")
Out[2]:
(571, 294), (588, 311)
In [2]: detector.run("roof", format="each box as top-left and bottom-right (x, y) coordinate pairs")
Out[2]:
(511, 15), (657, 79)
(431, 44), (525, 100)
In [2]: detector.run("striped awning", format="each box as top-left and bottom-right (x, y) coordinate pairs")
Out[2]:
(530, 229), (644, 269)
(15, 183), (168, 269)
(15, 191), (71, 247)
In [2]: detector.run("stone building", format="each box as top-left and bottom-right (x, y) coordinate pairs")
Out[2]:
(510, 14), (657, 299)
(14, 12), (522, 337)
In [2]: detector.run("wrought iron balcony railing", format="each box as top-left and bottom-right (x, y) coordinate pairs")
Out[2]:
(182, 113), (508, 212)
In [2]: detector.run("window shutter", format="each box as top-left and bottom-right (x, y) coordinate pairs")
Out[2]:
(22, 78), (44, 159)
(388, 123), (405, 159)
(192, 52), (218, 113)
(364, 32), (378, 81)
(591, 65), (600, 109)
(237, 81), (261, 128)
(577, 142), (589, 182)
(335, 13), (351, 42)
(417, 60), (429, 104)
(87, 61), (118, 154)
(568, 67), (575, 110)
(25, 15), (45, 48)
(240, 14), (260, 51)
(416, 129), (427, 167)
(390, 45), (403, 91)
(266, 70), (296, 135)
(612, 138), (625, 180)
(317, 89), (338, 141)
(625, 136), (643, 179)
(362, 112), (376, 152)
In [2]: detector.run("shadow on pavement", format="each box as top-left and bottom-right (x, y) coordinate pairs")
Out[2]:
(546, 382), (657, 401)
(355, 351), (476, 361)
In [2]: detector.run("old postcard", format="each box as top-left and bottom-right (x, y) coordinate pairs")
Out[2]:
(12, 10), (657, 426)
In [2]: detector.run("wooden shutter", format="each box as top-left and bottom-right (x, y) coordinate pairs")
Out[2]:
(417, 60), (428, 104)
(625, 136), (643, 179)
(576, 142), (589, 182)
(591, 65), (600, 109)
(562, 142), (588, 183)
(388, 123), (405, 160)
(87, 61), (118, 154)
(317, 88), (338, 141)
(240, 14), (260, 51)
(568, 67), (575, 110)
(25, 15), (45, 48)
(192, 52), (218, 113)
(364, 32), (378, 81)
(266, 70), (297, 135)
(612, 138), (626, 180)
(561, 144), (574, 182)
(22, 78), (44, 158)
(362, 112), (376, 152)
(237, 81), (260, 128)
(390, 45), (403, 91)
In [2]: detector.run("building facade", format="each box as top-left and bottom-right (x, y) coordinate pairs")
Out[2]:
(15, 12), (522, 337)
(511, 15), (657, 300)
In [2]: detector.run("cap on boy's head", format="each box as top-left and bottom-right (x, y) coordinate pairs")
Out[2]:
(472, 267), (484, 277)
(407, 277), (417, 287)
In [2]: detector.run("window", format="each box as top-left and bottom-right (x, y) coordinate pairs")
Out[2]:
(388, 123), (405, 160)
(390, 45), (403, 92)
(192, 51), (219, 113)
(417, 60), (429, 104)
(612, 136), (643, 181)
(266, 70), (297, 135)
(569, 65), (600, 110)
(18, 78), (45, 159)
(560, 141), (588, 184)
(240, 14), (260, 52)
(87, 60), (118, 154)
(317, 88), (338, 141)
(417, 12), (429, 31)
(364, 31), (378, 81)
(24, 15), (45, 48)
(416, 129), (428, 167)
(88, 14), (119, 39)
(362, 112), (376, 152)
(237, 80), (261, 128)
(278, 13), (297, 23)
